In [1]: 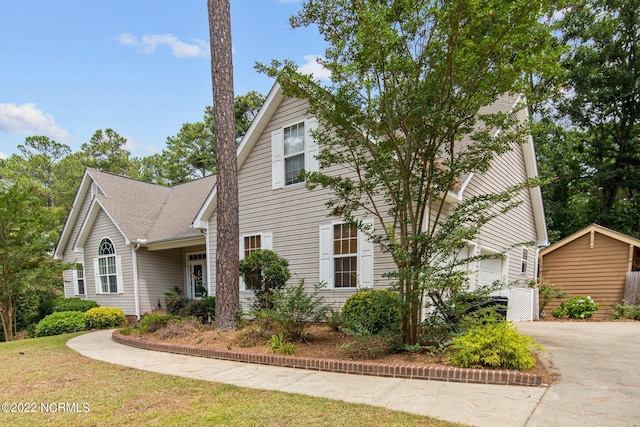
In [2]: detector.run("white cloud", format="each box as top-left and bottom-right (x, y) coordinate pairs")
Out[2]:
(123, 136), (158, 155)
(119, 33), (208, 58)
(0, 103), (70, 141)
(0, 152), (7, 160)
(297, 55), (331, 81)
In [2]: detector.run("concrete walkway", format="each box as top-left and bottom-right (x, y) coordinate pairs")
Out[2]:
(515, 322), (640, 427)
(67, 330), (545, 427)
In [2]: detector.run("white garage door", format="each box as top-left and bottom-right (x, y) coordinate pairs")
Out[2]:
(478, 257), (503, 288)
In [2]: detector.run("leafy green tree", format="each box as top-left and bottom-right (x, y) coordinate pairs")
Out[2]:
(80, 128), (138, 177)
(261, 0), (562, 344)
(556, 0), (640, 236)
(233, 90), (264, 139)
(141, 93), (264, 186)
(0, 181), (58, 341)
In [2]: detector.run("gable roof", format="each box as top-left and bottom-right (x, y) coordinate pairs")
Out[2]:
(193, 81), (547, 247)
(54, 168), (216, 259)
(540, 224), (640, 257)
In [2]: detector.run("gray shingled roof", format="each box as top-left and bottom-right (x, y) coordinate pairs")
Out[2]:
(87, 168), (216, 244)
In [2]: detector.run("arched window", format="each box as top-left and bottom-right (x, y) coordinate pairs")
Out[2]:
(97, 238), (119, 293)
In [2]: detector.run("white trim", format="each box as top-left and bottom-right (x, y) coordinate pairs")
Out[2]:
(205, 227), (212, 297)
(131, 245), (141, 319)
(185, 251), (208, 299)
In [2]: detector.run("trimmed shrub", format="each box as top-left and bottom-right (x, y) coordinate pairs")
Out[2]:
(183, 300), (207, 322)
(35, 311), (88, 337)
(448, 321), (542, 370)
(85, 307), (126, 329)
(52, 298), (99, 313)
(139, 313), (177, 333)
(165, 295), (190, 316)
(239, 249), (291, 311)
(341, 289), (400, 335)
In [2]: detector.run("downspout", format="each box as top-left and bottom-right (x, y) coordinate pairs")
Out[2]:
(131, 243), (141, 320)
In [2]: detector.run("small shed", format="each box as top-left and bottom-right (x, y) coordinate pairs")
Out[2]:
(539, 224), (640, 319)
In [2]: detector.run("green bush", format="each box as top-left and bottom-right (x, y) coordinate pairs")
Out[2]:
(139, 313), (178, 333)
(239, 249), (291, 311)
(551, 305), (566, 318)
(52, 298), (99, 313)
(165, 295), (190, 316)
(562, 295), (600, 319)
(268, 279), (328, 341)
(85, 307), (126, 329)
(183, 300), (207, 322)
(35, 311), (88, 337)
(341, 289), (400, 335)
(202, 296), (216, 322)
(448, 321), (542, 370)
(612, 301), (640, 320)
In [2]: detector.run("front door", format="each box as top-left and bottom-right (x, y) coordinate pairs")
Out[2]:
(187, 253), (207, 299)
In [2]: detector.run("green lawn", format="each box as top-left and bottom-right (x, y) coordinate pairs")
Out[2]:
(0, 333), (465, 426)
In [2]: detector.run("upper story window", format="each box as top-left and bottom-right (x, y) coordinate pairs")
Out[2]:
(284, 122), (306, 185)
(271, 118), (319, 189)
(97, 238), (119, 294)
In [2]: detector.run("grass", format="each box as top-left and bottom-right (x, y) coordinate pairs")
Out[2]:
(0, 333), (465, 426)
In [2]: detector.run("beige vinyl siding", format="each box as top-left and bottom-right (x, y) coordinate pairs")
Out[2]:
(61, 186), (93, 265)
(84, 210), (136, 315)
(135, 247), (185, 314)
(462, 139), (538, 286)
(540, 233), (629, 319)
(211, 97), (396, 310)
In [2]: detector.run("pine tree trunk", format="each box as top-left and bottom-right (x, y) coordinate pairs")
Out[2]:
(208, 0), (239, 331)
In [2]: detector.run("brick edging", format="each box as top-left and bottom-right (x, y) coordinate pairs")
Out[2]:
(112, 331), (542, 387)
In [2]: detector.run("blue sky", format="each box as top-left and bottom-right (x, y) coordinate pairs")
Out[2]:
(0, 0), (328, 160)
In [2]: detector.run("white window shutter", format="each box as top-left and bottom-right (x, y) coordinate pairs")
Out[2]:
(93, 258), (101, 294)
(262, 232), (273, 250)
(271, 129), (284, 189)
(305, 118), (319, 173)
(358, 219), (374, 288)
(238, 236), (246, 291)
(319, 224), (333, 287)
(115, 255), (124, 293)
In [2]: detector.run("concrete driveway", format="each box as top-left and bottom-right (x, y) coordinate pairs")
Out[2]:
(515, 321), (640, 426)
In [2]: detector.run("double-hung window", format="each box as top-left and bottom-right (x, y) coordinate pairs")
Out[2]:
(271, 118), (319, 189)
(94, 238), (122, 294)
(333, 223), (358, 288)
(239, 232), (273, 291)
(284, 122), (305, 185)
(521, 247), (528, 274)
(75, 264), (85, 295)
(319, 220), (374, 289)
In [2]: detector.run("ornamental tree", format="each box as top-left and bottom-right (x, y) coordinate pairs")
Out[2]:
(260, 0), (562, 344)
